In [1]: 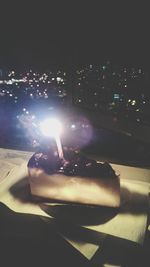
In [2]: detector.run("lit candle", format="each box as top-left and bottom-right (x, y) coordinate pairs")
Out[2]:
(55, 133), (64, 159)
(40, 118), (64, 159)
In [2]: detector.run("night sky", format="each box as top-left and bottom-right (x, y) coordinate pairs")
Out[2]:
(0, 1), (150, 70)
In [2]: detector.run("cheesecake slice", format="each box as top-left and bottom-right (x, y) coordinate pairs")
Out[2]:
(28, 148), (120, 207)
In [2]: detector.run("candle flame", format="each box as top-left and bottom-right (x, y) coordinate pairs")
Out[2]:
(40, 118), (64, 159)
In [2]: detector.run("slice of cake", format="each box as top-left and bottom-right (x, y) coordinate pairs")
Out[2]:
(28, 147), (120, 207)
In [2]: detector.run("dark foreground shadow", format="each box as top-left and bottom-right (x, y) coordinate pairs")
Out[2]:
(121, 185), (149, 214)
(9, 177), (38, 204)
(0, 203), (149, 267)
(40, 203), (118, 225)
(90, 233), (149, 267)
(0, 203), (91, 267)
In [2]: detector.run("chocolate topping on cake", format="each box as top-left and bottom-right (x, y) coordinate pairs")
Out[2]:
(28, 147), (116, 179)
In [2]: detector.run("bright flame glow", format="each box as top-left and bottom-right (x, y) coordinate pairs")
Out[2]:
(40, 118), (62, 137)
(40, 118), (63, 159)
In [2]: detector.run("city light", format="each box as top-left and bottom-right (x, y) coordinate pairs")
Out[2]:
(0, 63), (149, 129)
